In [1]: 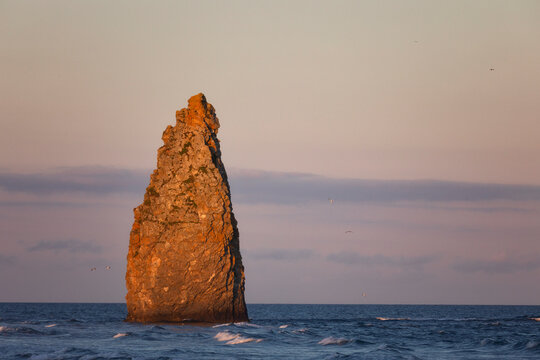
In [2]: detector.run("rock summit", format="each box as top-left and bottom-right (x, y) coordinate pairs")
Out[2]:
(126, 93), (248, 323)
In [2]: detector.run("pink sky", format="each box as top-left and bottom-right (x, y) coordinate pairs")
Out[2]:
(1, 0), (539, 304)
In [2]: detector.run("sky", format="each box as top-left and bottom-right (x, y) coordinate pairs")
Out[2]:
(1, 0), (539, 304)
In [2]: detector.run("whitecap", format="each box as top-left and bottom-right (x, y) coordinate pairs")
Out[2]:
(234, 322), (262, 328)
(214, 331), (262, 345)
(318, 336), (349, 345)
(279, 324), (288, 329)
(226, 337), (263, 345)
(526, 340), (539, 349)
(45, 324), (57, 328)
(215, 331), (237, 342)
(0, 326), (7, 332)
(113, 333), (129, 338)
(530, 317), (540, 322)
(212, 323), (231, 328)
(376, 317), (409, 321)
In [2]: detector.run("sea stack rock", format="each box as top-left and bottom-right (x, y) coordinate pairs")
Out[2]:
(126, 93), (248, 323)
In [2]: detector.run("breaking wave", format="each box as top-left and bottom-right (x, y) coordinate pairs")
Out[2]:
(318, 336), (349, 345)
(214, 331), (262, 345)
(113, 332), (129, 338)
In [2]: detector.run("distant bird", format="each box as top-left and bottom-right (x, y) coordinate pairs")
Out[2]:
(489, 68), (495, 71)
(345, 230), (353, 234)
(90, 267), (97, 271)
(328, 198), (334, 205)
(362, 292), (367, 297)
(105, 266), (111, 270)
(413, 40), (419, 43)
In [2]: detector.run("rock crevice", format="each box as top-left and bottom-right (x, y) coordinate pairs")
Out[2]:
(126, 93), (248, 323)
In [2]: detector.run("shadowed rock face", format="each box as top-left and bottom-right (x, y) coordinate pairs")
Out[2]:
(126, 93), (248, 323)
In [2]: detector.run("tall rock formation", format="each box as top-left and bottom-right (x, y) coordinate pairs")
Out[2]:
(126, 94), (248, 323)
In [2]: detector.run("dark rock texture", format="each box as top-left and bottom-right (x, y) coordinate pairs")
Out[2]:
(126, 93), (248, 323)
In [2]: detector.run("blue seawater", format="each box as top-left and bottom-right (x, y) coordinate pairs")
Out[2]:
(1, 303), (539, 359)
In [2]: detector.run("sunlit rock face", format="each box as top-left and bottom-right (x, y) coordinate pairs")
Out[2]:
(126, 94), (248, 323)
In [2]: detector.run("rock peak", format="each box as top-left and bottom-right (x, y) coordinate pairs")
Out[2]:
(176, 93), (220, 131)
(126, 94), (247, 324)
(187, 93), (207, 110)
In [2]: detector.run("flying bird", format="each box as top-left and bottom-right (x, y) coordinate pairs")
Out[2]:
(105, 266), (111, 270)
(489, 68), (495, 71)
(90, 267), (96, 271)
(328, 198), (334, 205)
(345, 230), (353, 234)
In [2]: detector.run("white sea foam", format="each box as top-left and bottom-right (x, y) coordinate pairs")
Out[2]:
(530, 317), (540, 322)
(215, 331), (237, 342)
(234, 322), (262, 328)
(214, 331), (262, 345)
(227, 337), (263, 345)
(212, 323), (231, 328)
(318, 336), (349, 345)
(113, 333), (128, 338)
(45, 324), (57, 328)
(279, 324), (288, 329)
(376, 317), (409, 321)
(0, 326), (7, 332)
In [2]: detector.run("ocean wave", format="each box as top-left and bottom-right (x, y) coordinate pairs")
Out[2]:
(113, 332), (129, 338)
(21, 346), (98, 359)
(376, 317), (410, 321)
(0, 325), (42, 335)
(44, 324), (57, 328)
(212, 323), (231, 328)
(234, 322), (262, 328)
(512, 339), (540, 351)
(279, 324), (288, 329)
(480, 338), (510, 347)
(214, 331), (262, 345)
(530, 317), (540, 322)
(150, 325), (167, 331)
(318, 336), (349, 345)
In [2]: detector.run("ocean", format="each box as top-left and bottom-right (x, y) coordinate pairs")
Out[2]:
(0, 303), (539, 359)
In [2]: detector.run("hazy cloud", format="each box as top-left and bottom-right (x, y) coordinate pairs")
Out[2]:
(0, 253), (16, 265)
(327, 251), (437, 269)
(246, 248), (314, 261)
(453, 257), (540, 274)
(2, 167), (540, 205)
(0, 167), (148, 195)
(229, 169), (540, 205)
(0, 201), (90, 208)
(27, 239), (102, 254)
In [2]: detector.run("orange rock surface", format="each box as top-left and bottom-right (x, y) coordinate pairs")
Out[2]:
(125, 94), (248, 323)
